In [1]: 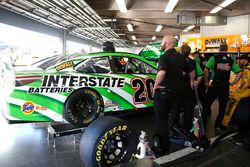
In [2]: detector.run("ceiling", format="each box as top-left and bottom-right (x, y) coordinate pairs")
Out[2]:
(85, 0), (250, 46)
(1, 0), (250, 47)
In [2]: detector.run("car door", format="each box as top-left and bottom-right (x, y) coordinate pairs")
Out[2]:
(110, 55), (157, 110)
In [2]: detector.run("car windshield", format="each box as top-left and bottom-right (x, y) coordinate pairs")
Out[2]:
(32, 53), (80, 70)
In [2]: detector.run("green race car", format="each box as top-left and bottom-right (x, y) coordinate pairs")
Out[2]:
(139, 41), (164, 61)
(4, 52), (157, 127)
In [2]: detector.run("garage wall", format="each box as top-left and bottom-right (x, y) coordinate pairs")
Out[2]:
(116, 47), (143, 54)
(179, 33), (201, 45)
(200, 14), (250, 36)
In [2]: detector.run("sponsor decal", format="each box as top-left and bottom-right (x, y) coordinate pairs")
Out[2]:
(21, 101), (47, 114)
(95, 125), (128, 162)
(55, 61), (74, 71)
(21, 101), (35, 114)
(28, 75), (125, 93)
(105, 100), (122, 111)
(105, 100), (118, 107)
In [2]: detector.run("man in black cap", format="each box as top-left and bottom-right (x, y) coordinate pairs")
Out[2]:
(203, 43), (242, 132)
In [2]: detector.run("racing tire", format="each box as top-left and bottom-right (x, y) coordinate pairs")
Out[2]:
(64, 88), (103, 128)
(232, 97), (250, 128)
(80, 116), (138, 167)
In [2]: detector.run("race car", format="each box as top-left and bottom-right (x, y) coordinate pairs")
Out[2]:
(3, 52), (157, 127)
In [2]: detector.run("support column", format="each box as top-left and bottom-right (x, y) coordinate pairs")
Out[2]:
(59, 29), (67, 55)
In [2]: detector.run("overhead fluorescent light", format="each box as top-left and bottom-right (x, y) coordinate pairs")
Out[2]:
(152, 36), (156, 40)
(117, 33), (126, 36)
(186, 25), (195, 30)
(134, 41), (138, 45)
(183, 25), (195, 32)
(103, 19), (117, 22)
(127, 24), (133, 31)
(155, 25), (163, 32)
(132, 35), (136, 40)
(165, 0), (179, 13)
(210, 0), (236, 14)
(116, 0), (127, 13)
(174, 36), (178, 39)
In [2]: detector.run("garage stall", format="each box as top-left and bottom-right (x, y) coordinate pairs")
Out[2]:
(0, 0), (250, 167)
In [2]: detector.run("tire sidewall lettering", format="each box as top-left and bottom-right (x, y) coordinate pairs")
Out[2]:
(95, 125), (128, 162)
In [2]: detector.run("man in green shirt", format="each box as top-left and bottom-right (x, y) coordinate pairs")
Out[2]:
(203, 43), (242, 131)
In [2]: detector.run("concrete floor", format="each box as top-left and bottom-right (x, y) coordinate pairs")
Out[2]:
(0, 106), (249, 167)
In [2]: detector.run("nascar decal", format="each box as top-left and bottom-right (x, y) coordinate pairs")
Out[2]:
(55, 61), (74, 71)
(28, 75), (125, 93)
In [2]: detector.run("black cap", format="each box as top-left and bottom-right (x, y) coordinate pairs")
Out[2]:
(218, 43), (228, 52)
(236, 54), (250, 61)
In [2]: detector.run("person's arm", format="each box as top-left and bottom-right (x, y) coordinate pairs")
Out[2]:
(194, 62), (204, 87)
(230, 61), (242, 85)
(204, 57), (214, 88)
(154, 70), (166, 90)
(230, 71), (242, 85)
(195, 76), (203, 88)
(189, 70), (195, 89)
(204, 68), (210, 87)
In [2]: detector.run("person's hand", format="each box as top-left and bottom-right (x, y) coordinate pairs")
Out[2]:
(229, 82), (235, 86)
(193, 81), (199, 88)
(205, 83), (212, 90)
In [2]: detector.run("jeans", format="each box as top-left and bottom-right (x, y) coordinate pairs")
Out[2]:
(154, 88), (171, 152)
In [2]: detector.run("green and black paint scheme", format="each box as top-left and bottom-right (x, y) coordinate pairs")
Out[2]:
(4, 52), (157, 127)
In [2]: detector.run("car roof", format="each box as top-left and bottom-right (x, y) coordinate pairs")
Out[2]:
(60, 51), (157, 68)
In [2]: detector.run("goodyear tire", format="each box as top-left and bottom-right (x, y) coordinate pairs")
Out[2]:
(64, 89), (103, 128)
(232, 97), (250, 128)
(80, 116), (138, 167)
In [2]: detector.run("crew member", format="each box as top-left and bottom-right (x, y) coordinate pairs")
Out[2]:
(102, 41), (115, 52)
(223, 54), (250, 126)
(179, 44), (204, 132)
(203, 43), (242, 131)
(153, 36), (194, 155)
(192, 51), (207, 105)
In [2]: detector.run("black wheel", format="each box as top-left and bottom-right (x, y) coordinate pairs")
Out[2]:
(80, 116), (138, 167)
(64, 89), (103, 128)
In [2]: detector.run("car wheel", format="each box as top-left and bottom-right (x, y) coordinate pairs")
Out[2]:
(80, 116), (138, 167)
(64, 88), (103, 128)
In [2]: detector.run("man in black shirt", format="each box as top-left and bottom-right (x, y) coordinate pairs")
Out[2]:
(203, 43), (242, 131)
(153, 36), (195, 154)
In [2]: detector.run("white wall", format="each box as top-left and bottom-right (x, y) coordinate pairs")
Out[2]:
(179, 33), (201, 45)
(116, 47), (143, 54)
(200, 15), (250, 36)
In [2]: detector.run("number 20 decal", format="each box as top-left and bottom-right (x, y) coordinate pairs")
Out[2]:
(131, 78), (155, 104)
